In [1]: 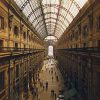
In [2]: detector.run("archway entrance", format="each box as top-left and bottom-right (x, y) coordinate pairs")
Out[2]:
(48, 45), (53, 57)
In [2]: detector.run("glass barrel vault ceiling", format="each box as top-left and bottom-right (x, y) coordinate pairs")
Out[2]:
(14, 0), (88, 39)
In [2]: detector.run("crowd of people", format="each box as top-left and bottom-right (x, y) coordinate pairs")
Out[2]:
(31, 63), (60, 100)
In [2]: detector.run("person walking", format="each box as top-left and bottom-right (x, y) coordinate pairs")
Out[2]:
(49, 70), (50, 73)
(43, 84), (44, 90)
(56, 76), (59, 81)
(45, 82), (48, 90)
(51, 89), (54, 97)
(54, 93), (57, 100)
(52, 76), (53, 81)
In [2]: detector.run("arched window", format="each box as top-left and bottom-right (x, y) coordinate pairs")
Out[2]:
(48, 45), (53, 56)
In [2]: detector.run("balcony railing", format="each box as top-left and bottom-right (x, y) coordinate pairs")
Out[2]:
(0, 47), (45, 53)
(0, 47), (45, 58)
(58, 47), (100, 53)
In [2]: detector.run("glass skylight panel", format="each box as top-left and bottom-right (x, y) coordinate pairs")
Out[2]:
(48, 28), (55, 31)
(51, 0), (59, 4)
(45, 14), (50, 19)
(39, 30), (45, 35)
(38, 28), (45, 34)
(30, 0), (39, 9)
(66, 13), (73, 23)
(50, 29), (55, 31)
(46, 23), (50, 26)
(37, 26), (45, 32)
(69, 3), (79, 17)
(29, 15), (35, 23)
(55, 29), (63, 35)
(55, 32), (61, 36)
(51, 7), (58, 13)
(37, 25), (45, 31)
(50, 19), (56, 23)
(56, 25), (65, 31)
(64, 20), (69, 27)
(57, 28), (63, 32)
(44, 8), (48, 13)
(33, 20), (38, 27)
(55, 32), (62, 38)
(38, 17), (43, 23)
(34, 9), (42, 17)
(51, 14), (57, 19)
(75, 0), (88, 8)
(55, 32), (61, 37)
(60, 9), (67, 16)
(47, 29), (54, 32)
(58, 16), (64, 22)
(45, 20), (49, 23)
(14, 0), (88, 39)
(22, 3), (32, 16)
(45, 14), (48, 19)
(40, 30), (46, 34)
(57, 21), (66, 30)
(36, 21), (44, 29)
(62, 0), (72, 10)
(46, 23), (54, 26)
(14, 0), (24, 8)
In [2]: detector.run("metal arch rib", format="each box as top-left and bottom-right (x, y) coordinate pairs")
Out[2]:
(40, 28), (63, 37)
(27, 3), (74, 22)
(42, 4), (74, 19)
(47, 28), (63, 34)
(20, 0), (80, 22)
(38, 0), (48, 35)
(32, 12), (70, 25)
(48, 24), (61, 31)
(21, 0), (29, 10)
(37, 21), (65, 33)
(28, 6), (41, 18)
(73, 0), (80, 10)
(39, 23), (63, 32)
(54, 0), (62, 36)
(38, 29), (46, 35)
(29, 0), (46, 38)
(45, 22), (65, 31)
(35, 17), (67, 30)
(46, 22), (66, 31)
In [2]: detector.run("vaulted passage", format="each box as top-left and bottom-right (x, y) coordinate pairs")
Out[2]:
(0, 0), (100, 100)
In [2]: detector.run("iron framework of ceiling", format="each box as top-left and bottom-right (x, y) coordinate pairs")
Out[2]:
(14, 0), (88, 39)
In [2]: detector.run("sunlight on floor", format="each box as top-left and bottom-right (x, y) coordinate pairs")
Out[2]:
(43, 59), (57, 70)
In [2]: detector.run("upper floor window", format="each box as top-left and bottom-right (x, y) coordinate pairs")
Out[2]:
(29, 35), (31, 41)
(0, 16), (4, 30)
(15, 42), (18, 50)
(14, 25), (19, 36)
(75, 31), (78, 40)
(96, 16), (100, 31)
(0, 40), (3, 51)
(23, 32), (26, 39)
(0, 71), (5, 91)
(98, 40), (100, 48)
(24, 44), (26, 49)
(83, 43), (87, 48)
(82, 25), (89, 37)
(16, 65), (19, 78)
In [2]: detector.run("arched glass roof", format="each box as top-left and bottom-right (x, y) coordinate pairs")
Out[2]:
(14, 0), (88, 39)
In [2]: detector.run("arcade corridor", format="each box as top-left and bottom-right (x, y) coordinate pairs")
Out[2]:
(0, 0), (100, 100)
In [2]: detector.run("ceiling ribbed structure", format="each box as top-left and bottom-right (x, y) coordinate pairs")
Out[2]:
(14, 0), (88, 39)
